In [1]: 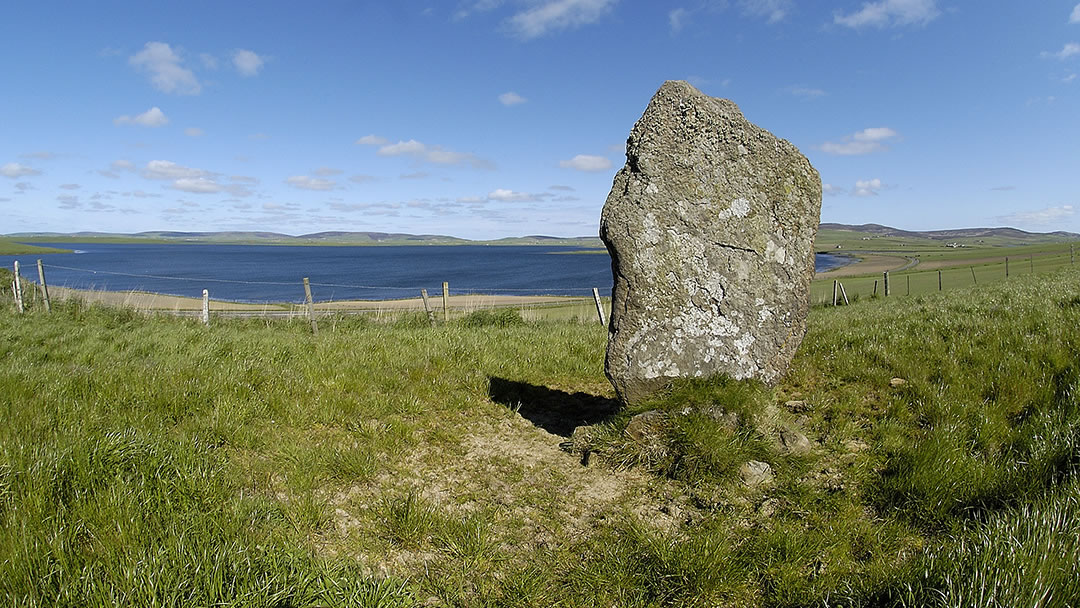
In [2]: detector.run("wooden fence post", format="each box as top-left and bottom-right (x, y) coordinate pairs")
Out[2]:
(832, 280), (838, 306)
(1005, 257), (1009, 278)
(873, 280), (878, 297)
(592, 287), (606, 326)
(303, 277), (318, 335)
(201, 289), (210, 326)
(442, 281), (449, 323)
(36, 259), (50, 312)
(420, 289), (436, 327)
(906, 275), (910, 296)
(13, 261), (24, 314)
(838, 282), (850, 306)
(883, 272), (890, 297)
(938, 270), (942, 291)
(970, 266), (977, 285)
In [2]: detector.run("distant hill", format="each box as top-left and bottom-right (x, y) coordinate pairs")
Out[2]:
(819, 223), (1079, 242)
(5, 230), (605, 248)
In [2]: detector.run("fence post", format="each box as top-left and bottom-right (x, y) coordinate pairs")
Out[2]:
(832, 280), (838, 306)
(1005, 257), (1009, 278)
(906, 275), (910, 296)
(873, 280), (878, 297)
(938, 270), (942, 291)
(883, 272), (890, 297)
(420, 289), (436, 327)
(13, 261), (24, 313)
(303, 277), (318, 335)
(36, 259), (50, 312)
(201, 289), (210, 326)
(442, 281), (449, 323)
(838, 282), (850, 306)
(592, 288), (606, 326)
(970, 266), (977, 285)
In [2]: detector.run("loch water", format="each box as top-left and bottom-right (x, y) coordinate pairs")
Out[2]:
(1, 243), (853, 303)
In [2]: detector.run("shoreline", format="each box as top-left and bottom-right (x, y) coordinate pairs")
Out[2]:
(45, 285), (589, 312)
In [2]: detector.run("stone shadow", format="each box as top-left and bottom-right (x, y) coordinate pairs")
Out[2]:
(487, 377), (620, 438)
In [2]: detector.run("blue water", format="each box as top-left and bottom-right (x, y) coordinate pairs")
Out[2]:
(1, 243), (853, 303)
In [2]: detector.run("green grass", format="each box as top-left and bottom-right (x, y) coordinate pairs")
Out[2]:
(2, 265), (1079, 606)
(0, 239), (71, 255)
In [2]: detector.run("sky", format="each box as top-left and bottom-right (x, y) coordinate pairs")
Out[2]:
(1, 1), (1078, 240)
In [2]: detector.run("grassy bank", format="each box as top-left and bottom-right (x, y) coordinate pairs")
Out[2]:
(1, 266), (1078, 606)
(0, 238), (71, 255)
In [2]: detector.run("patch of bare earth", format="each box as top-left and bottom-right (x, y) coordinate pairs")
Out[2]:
(320, 397), (691, 577)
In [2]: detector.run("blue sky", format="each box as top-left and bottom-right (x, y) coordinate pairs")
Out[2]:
(2, 1), (1077, 239)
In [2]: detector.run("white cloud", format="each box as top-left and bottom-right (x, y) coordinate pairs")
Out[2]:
(171, 178), (223, 194)
(59, 183), (80, 190)
(498, 91), (527, 105)
(669, 8), (688, 32)
(820, 127), (899, 155)
(487, 188), (542, 202)
(1064, 73), (1078, 83)
(1071, 4), (1080, 24)
(114, 107), (169, 127)
(129, 42), (201, 95)
(1042, 42), (1080, 60)
(1, 162), (41, 178)
(786, 85), (826, 99)
(286, 175), (337, 191)
(313, 167), (343, 176)
(998, 205), (1074, 226)
(559, 154), (612, 172)
(453, 0), (504, 21)
(853, 178), (884, 197)
(184, 127), (205, 137)
(199, 53), (219, 69)
(834, 0), (939, 29)
(356, 134), (389, 146)
(111, 159), (136, 171)
(21, 151), (55, 160)
(740, 0), (792, 23)
(822, 183), (845, 196)
(233, 49), (265, 76)
(507, 0), (618, 40)
(349, 174), (378, 183)
(376, 139), (493, 168)
(141, 160), (209, 180)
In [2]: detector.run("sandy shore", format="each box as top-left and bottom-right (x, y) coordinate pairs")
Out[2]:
(47, 285), (587, 312)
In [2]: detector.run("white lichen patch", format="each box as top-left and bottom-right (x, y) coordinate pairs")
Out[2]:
(717, 197), (751, 220)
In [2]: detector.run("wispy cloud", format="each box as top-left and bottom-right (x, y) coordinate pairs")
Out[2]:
(114, 107), (169, 127)
(820, 127), (899, 156)
(834, 0), (940, 29)
(1071, 3), (1080, 24)
(286, 175), (337, 191)
(184, 127), (205, 137)
(740, 0), (793, 24)
(559, 154), (612, 172)
(822, 183), (845, 196)
(1, 162), (41, 178)
(506, 0), (618, 40)
(232, 49), (266, 76)
(487, 188), (544, 202)
(785, 85), (826, 99)
(498, 91), (527, 105)
(997, 205), (1074, 226)
(669, 8), (688, 33)
(1042, 42), (1080, 60)
(368, 138), (494, 169)
(129, 42), (201, 95)
(852, 178), (884, 197)
(312, 167), (343, 176)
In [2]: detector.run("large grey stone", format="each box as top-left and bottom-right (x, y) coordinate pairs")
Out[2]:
(600, 80), (821, 405)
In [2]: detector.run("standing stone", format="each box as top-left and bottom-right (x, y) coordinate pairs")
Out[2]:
(600, 80), (821, 405)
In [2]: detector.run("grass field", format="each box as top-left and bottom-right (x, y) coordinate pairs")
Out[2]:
(2, 264), (1079, 606)
(0, 239), (71, 255)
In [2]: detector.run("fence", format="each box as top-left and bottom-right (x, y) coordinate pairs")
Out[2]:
(6, 260), (611, 330)
(811, 248), (1076, 307)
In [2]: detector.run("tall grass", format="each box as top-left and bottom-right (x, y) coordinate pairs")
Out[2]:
(2, 267), (1079, 606)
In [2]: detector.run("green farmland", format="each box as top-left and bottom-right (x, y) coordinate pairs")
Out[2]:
(2, 262), (1079, 606)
